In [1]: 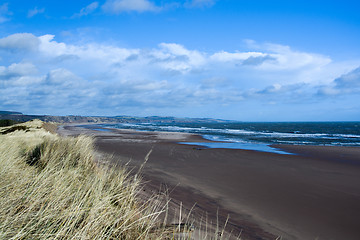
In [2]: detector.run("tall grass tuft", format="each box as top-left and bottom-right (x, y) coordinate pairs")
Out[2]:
(0, 120), (165, 239)
(0, 120), (238, 240)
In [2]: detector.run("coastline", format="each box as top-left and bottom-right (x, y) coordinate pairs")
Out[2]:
(58, 124), (360, 240)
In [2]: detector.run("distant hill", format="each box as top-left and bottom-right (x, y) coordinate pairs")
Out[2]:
(0, 111), (232, 124)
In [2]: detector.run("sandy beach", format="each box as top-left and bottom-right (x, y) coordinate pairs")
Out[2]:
(58, 124), (360, 240)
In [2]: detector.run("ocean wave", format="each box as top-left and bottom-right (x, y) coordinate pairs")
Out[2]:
(332, 134), (360, 139)
(105, 123), (360, 146)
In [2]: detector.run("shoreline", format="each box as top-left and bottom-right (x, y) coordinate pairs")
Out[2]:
(76, 124), (295, 155)
(58, 124), (360, 240)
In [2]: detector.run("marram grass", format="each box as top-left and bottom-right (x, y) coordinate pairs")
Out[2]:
(0, 120), (237, 240)
(0, 120), (165, 239)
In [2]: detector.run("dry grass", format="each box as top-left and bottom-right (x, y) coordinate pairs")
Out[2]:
(0, 120), (237, 240)
(0, 120), (166, 239)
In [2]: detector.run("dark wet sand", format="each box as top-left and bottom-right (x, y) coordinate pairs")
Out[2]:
(58, 125), (360, 240)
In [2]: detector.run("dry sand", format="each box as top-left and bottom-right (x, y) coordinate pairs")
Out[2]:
(58, 124), (360, 240)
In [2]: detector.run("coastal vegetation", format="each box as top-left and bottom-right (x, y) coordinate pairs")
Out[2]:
(0, 120), (168, 239)
(0, 120), (232, 239)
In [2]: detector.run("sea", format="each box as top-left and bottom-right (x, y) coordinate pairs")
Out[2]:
(93, 122), (360, 154)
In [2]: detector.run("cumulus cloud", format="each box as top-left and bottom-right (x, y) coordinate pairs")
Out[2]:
(7, 62), (37, 76)
(72, 2), (99, 18)
(45, 68), (84, 89)
(0, 63), (37, 80)
(28, 7), (45, 18)
(318, 67), (360, 96)
(0, 33), (40, 51)
(36, 34), (138, 65)
(210, 45), (331, 74)
(152, 43), (205, 73)
(210, 51), (267, 62)
(242, 55), (276, 66)
(102, 0), (159, 13)
(334, 67), (360, 89)
(0, 62), (41, 89)
(38, 34), (67, 55)
(261, 43), (332, 71)
(0, 32), (358, 117)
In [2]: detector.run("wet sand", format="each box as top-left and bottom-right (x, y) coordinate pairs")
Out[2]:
(58, 124), (360, 240)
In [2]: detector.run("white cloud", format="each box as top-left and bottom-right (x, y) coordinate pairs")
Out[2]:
(1, 32), (359, 118)
(210, 51), (267, 62)
(0, 33), (40, 51)
(27, 7), (45, 18)
(153, 43), (205, 73)
(334, 67), (360, 89)
(0, 62), (37, 79)
(209, 42), (335, 86)
(38, 34), (68, 55)
(7, 62), (37, 76)
(72, 2), (99, 18)
(261, 43), (331, 71)
(318, 67), (360, 96)
(211, 44), (331, 74)
(45, 68), (82, 87)
(102, 0), (159, 13)
(0, 62), (41, 88)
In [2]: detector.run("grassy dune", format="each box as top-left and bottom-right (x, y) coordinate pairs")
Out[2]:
(0, 120), (236, 240)
(0, 120), (168, 239)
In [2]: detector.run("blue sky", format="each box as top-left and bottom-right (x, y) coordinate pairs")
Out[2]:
(0, 0), (360, 121)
